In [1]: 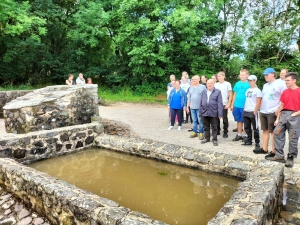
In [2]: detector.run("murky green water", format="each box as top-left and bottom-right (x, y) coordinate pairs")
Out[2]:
(29, 149), (240, 225)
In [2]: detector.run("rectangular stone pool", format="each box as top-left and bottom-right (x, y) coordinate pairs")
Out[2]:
(29, 149), (240, 225)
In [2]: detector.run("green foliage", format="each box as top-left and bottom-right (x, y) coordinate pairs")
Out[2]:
(0, 0), (299, 90)
(98, 86), (167, 104)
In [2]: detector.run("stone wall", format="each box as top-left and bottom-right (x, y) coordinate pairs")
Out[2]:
(3, 85), (99, 134)
(0, 120), (103, 164)
(0, 90), (32, 118)
(102, 118), (137, 137)
(0, 158), (167, 225)
(95, 135), (284, 225)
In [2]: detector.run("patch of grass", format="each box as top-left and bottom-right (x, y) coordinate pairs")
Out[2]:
(98, 87), (167, 104)
(0, 84), (47, 91)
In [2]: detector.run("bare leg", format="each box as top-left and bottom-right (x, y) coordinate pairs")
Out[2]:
(262, 130), (269, 151)
(271, 133), (275, 153)
(237, 122), (243, 134)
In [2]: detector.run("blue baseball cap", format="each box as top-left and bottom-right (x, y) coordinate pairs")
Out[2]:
(263, 68), (275, 75)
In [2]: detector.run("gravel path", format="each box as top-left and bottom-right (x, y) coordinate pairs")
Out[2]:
(99, 102), (299, 164)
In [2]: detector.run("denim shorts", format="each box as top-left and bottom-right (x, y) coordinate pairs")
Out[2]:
(233, 107), (244, 122)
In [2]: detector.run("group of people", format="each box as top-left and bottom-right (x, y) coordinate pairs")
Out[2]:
(65, 73), (93, 85)
(167, 69), (300, 168)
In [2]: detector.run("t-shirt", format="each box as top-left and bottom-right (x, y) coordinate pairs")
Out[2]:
(277, 78), (286, 87)
(233, 81), (250, 108)
(260, 79), (286, 114)
(215, 81), (232, 105)
(187, 84), (206, 109)
(280, 87), (300, 111)
(76, 77), (85, 84)
(244, 87), (262, 112)
(180, 82), (190, 93)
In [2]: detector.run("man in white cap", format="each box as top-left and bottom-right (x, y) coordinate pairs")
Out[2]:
(254, 68), (286, 156)
(241, 75), (262, 150)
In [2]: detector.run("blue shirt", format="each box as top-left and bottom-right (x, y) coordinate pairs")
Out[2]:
(233, 81), (250, 108)
(170, 90), (182, 109)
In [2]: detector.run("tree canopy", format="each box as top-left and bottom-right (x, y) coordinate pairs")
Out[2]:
(0, 0), (299, 92)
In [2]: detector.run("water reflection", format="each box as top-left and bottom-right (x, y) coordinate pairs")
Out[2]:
(30, 149), (239, 225)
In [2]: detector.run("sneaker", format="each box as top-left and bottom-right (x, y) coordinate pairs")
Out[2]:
(285, 156), (294, 168)
(201, 139), (210, 144)
(167, 126), (173, 131)
(265, 152), (275, 159)
(232, 128), (238, 132)
(223, 133), (228, 138)
(242, 136), (248, 143)
(241, 142), (252, 146)
(213, 140), (218, 146)
(232, 135), (243, 141)
(253, 147), (268, 154)
(199, 133), (204, 140)
(187, 128), (193, 132)
(268, 155), (285, 163)
(190, 132), (197, 138)
(254, 143), (260, 151)
(178, 126), (181, 131)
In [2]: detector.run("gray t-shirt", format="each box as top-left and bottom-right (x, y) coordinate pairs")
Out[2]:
(187, 84), (206, 109)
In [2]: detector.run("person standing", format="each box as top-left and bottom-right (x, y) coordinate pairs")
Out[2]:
(76, 73), (86, 84)
(187, 75), (206, 139)
(230, 69), (250, 141)
(215, 71), (232, 138)
(167, 74), (176, 90)
(167, 80), (187, 131)
(267, 72), (300, 168)
(254, 68), (286, 156)
(180, 76), (190, 123)
(201, 75), (207, 87)
(181, 71), (191, 84)
(66, 74), (75, 85)
(241, 75), (262, 150)
(279, 69), (288, 81)
(199, 79), (223, 146)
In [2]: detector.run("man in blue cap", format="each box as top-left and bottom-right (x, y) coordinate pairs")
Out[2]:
(253, 68), (286, 156)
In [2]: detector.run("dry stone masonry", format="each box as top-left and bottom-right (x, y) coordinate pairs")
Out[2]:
(3, 85), (99, 134)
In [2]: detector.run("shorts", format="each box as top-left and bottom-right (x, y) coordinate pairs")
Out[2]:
(260, 112), (276, 132)
(232, 107), (244, 122)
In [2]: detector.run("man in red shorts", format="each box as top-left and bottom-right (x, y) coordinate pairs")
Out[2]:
(267, 72), (300, 167)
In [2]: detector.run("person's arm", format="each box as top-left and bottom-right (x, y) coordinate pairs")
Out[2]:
(253, 97), (262, 115)
(66, 80), (71, 85)
(292, 110), (300, 117)
(186, 90), (191, 113)
(218, 91), (223, 118)
(225, 90), (232, 109)
(274, 102), (284, 126)
(230, 92), (236, 111)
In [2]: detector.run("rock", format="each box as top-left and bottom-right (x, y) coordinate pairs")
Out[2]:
(33, 218), (44, 225)
(18, 216), (33, 225)
(75, 141), (83, 148)
(60, 133), (69, 142)
(18, 209), (31, 219)
(85, 136), (94, 145)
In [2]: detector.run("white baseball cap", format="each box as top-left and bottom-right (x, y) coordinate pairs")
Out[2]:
(248, 75), (257, 81)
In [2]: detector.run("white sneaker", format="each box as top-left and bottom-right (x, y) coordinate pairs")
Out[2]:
(178, 126), (181, 131)
(167, 126), (173, 131)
